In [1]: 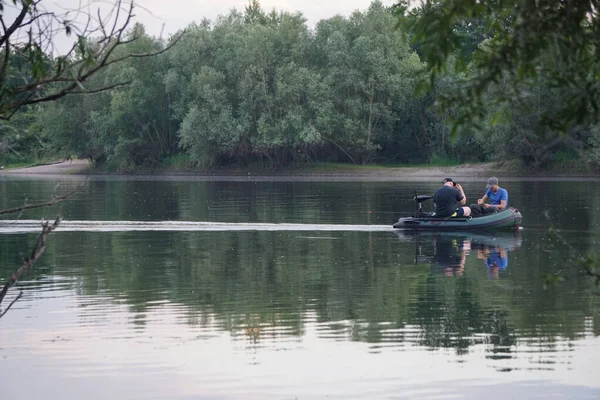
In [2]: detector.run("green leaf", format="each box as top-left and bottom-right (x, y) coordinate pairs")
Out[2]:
(490, 109), (506, 127)
(414, 79), (431, 96)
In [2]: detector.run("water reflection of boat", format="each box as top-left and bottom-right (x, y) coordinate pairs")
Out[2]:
(395, 231), (522, 276)
(395, 231), (522, 250)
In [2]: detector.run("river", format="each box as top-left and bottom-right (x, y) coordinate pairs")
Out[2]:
(0, 176), (599, 399)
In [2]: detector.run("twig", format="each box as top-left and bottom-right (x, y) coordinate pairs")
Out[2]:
(0, 179), (86, 216)
(0, 215), (61, 306)
(0, 2), (30, 49)
(23, 80), (132, 103)
(0, 178), (88, 316)
(322, 136), (358, 164)
(0, 290), (23, 319)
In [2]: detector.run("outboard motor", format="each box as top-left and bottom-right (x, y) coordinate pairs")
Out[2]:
(414, 191), (434, 218)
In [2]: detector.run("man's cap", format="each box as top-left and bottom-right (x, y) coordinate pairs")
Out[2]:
(486, 177), (499, 189)
(442, 178), (454, 184)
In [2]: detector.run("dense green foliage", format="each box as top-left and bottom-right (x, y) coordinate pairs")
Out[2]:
(397, 0), (600, 168)
(2, 0), (600, 170)
(399, 0), (600, 128)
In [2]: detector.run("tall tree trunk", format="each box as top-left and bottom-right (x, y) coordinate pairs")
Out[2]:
(365, 79), (375, 165)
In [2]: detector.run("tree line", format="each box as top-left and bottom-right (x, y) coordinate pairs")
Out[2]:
(2, 1), (600, 170)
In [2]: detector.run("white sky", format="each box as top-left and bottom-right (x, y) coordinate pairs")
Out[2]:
(133, 0), (398, 37)
(2, 0), (398, 55)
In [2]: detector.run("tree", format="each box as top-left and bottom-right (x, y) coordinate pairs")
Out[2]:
(314, 2), (426, 164)
(396, 0), (600, 132)
(0, 0), (182, 120)
(395, 0), (600, 280)
(0, 0), (184, 316)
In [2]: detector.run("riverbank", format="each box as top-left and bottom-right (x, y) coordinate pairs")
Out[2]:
(1, 159), (91, 175)
(2, 159), (598, 179)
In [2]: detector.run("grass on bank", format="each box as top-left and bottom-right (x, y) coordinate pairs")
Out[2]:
(306, 155), (469, 173)
(93, 152), (466, 174)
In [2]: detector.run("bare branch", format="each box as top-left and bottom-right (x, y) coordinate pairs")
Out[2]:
(65, 80), (131, 94)
(0, 179), (86, 216)
(23, 79), (131, 104)
(97, 7), (107, 38)
(0, 1), (31, 49)
(110, 0), (124, 37)
(0, 10), (7, 34)
(0, 290), (23, 319)
(4, 90), (35, 121)
(0, 215), (61, 306)
(2, 30), (184, 114)
(0, 1), (184, 119)
(104, 30), (184, 62)
(0, 24), (11, 101)
(0, 172), (89, 317)
(16, 12), (55, 34)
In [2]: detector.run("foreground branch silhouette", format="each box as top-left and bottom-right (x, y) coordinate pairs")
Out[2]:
(0, 181), (83, 216)
(0, 215), (60, 307)
(0, 179), (86, 317)
(0, 0), (185, 120)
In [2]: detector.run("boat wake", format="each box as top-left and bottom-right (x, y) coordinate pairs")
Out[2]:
(0, 220), (392, 234)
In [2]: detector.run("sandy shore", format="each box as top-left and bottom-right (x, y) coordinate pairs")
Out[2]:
(1, 159), (597, 180)
(1, 160), (499, 180)
(2, 159), (91, 175)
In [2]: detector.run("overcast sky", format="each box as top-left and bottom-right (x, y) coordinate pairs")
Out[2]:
(120, 0), (397, 37)
(3, 0), (399, 54)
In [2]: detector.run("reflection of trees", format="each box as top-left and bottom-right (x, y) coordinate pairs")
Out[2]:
(1, 227), (593, 353)
(0, 235), (35, 276)
(408, 274), (516, 354)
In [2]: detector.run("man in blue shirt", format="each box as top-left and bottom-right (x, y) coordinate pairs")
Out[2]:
(471, 177), (508, 216)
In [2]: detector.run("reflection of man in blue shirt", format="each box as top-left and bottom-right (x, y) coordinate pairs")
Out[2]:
(477, 247), (508, 278)
(486, 249), (508, 269)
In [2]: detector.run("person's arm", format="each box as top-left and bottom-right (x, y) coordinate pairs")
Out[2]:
(478, 194), (489, 205)
(496, 190), (508, 210)
(455, 184), (466, 205)
(497, 199), (507, 210)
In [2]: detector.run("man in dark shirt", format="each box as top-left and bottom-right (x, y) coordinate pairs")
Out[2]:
(433, 178), (472, 217)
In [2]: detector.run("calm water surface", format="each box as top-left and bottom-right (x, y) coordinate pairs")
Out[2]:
(0, 176), (599, 399)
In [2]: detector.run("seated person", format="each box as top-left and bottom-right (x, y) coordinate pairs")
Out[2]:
(470, 177), (508, 216)
(433, 178), (471, 217)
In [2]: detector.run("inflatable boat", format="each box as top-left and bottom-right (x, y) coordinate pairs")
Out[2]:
(392, 194), (522, 231)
